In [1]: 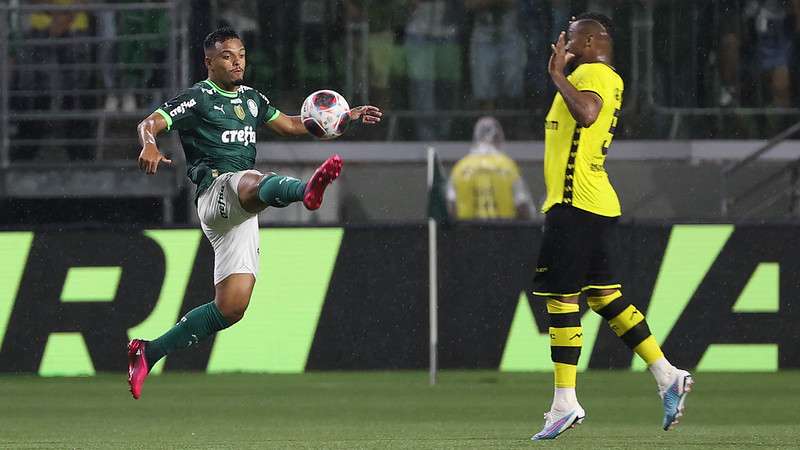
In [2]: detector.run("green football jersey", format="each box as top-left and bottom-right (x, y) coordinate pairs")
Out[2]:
(155, 79), (281, 199)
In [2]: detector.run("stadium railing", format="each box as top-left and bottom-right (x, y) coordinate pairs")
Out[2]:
(344, 21), (369, 105)
(337, 0), (800, 140)
(5, 0), (800, 153)
(637, 0), (800, 139)
(0, 1), (189, 222)
(0, 1), (189, 166)
(720, 118), (800, 218)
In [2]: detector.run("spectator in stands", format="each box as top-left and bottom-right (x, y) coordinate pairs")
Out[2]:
(520, 1), (585, 110)
(718, 0), (799, 111)
(404, 0), (464, 140)
(97, 2), (118, 111)
(59, 0), (93, 160)
(119, 0), (168, 111)
(219, 1), (267, 89)
(13, 0), (92, 160)
(345, 0), (405, 110)
(447, 117), (535, 220)
(297, 0), (342, 90)
(13, 1), (55, 161)
(746, 0), (799, 110)
(718, 0), (743, 107)
(519, 1), (553, 106)
(466, 0), (527, 111)
(255, 1), (296, 95)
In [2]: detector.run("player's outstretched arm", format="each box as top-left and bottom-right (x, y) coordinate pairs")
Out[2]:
(137, 112), (172, 175)
(548, 31), (602, 127)
(266, 106), (382, 137)
(266, 112), (312, 136)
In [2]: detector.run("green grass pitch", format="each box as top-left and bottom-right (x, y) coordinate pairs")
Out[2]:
(2, 371), (798, 449)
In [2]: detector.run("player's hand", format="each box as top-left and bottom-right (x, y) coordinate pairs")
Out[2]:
(348, 105), (382, 125)
(548, 31), (575, 77)
(138, 145), (172, 175)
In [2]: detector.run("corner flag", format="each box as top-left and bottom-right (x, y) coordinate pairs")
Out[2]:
(427, 148), (449, 225)
(426, 147), (448, 385)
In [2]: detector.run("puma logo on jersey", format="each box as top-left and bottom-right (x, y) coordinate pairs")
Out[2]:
(169, 98), (196, 117)
(221, 126), (256, 146)
(213, 105), (225, 114)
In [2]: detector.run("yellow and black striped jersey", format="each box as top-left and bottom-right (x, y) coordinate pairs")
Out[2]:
(542, 63), (624, 217)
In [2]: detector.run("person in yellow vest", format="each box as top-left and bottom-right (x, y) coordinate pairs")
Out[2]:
(446, 116), (534, 220)
(28, 0), (90, 36)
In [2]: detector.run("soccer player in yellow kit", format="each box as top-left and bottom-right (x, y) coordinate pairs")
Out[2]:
(530, 14), (693, 440)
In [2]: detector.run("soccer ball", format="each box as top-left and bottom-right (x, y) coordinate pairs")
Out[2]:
(300, 90), (351, 140)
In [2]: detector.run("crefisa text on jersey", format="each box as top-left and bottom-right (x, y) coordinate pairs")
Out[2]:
(169, 99), (197, 117)
(221, 126), (256, 145)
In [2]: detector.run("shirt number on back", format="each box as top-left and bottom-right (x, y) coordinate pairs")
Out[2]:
(602, 108), (621, 155)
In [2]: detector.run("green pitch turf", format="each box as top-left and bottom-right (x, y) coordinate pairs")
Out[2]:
(1, 371), (798, 449)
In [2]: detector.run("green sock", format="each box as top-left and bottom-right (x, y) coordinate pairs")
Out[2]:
(146, 301), (229, 368)
(257, 174), (306, 208)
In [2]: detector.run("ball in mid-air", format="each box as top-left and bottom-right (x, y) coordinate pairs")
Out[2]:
(301, 90), (351, 140)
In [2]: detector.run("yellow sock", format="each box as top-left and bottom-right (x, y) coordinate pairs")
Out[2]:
(554, 362), (577, 388)
(547, 299), (581, 388)
(633, 335), (664, 365)
(588, 290), (664, 365)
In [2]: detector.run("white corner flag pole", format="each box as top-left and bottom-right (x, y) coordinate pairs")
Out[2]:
(427, 146), (438, 386)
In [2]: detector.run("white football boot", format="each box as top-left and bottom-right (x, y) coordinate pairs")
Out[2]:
(531, 404), (586, 440)
(660, 369), (694, 430)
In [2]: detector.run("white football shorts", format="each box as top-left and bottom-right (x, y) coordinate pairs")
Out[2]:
(196, 169), (263, 285)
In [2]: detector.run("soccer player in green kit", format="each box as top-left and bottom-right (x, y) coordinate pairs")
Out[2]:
(127, 28), (382, 399)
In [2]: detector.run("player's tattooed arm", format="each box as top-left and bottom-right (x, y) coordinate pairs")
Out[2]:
(348, 106), (382, 125)
(137, 112), (172, 175)
(266, 112), (313, 136)
(548, 31), (602, 128)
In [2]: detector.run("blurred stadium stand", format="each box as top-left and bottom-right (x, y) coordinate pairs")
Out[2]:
(1, 1), (189, 223)
(1, 0), (800, 225)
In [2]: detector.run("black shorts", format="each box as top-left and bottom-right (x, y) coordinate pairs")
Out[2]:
(532, 204), (621, 297)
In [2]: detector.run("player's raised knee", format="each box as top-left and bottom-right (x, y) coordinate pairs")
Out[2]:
(237, 172), (269, 213)
(215, 299), (248, 325)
